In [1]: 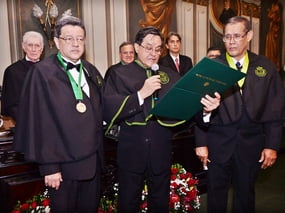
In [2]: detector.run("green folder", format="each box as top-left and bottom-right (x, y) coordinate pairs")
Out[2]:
(149, 57), (246, 120)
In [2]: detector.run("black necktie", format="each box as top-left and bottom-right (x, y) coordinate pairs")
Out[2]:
(236, 61), (242, 70)
(66, 62), (81, 71)
(236, 61), (245, 88)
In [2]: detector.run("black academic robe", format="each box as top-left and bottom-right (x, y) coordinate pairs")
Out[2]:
(1, 58), (36, 121)
(104, 62), (123, 81)
(103, 61), (203, 174)
(196, 51), (285, 160)
(159, 53), (193, 76)
(195, 51), (285, 212)
(13, 54), (104, 180)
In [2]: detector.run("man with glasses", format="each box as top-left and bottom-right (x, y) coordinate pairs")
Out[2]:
(195, 16), (285, 213)
(1, 31), (44, 121)
(103, 26), (221, 212)
(14, 16), (104, 213)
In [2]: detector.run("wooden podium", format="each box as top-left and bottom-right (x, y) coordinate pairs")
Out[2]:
(0, 134), (44, 213)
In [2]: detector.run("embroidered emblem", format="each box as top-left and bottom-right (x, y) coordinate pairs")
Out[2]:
(96, 75), (103, 86)
(203, 82), (210, 87)
(159, 71), (170, 84)
(255, 66), (267, 77)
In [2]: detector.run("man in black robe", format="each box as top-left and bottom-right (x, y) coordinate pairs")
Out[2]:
(14, 16), (104, 213)
(195, 16), (285, 213)
(104, 41), (135, 81)
(103, 26), (221, 213)
(1, 31), (44, 121)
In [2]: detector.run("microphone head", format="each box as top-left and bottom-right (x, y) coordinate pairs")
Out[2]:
(151, 63), (159, 72)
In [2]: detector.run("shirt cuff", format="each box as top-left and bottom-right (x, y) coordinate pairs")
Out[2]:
(137, 91), (144, 106)
(203, 112), (211, 123)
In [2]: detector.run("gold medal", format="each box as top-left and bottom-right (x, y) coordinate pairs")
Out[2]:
(76, 101), (86, 113)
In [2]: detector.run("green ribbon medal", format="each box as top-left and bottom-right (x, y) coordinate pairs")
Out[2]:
(57, 52), (86, 113)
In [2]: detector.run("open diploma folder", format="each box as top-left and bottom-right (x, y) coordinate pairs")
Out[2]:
(149, 57), (246, 120)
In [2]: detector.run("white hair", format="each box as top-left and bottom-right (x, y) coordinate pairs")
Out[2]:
(22, 31), (44, 47)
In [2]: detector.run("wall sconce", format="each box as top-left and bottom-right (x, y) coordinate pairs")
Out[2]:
(32, 0), (72, 48)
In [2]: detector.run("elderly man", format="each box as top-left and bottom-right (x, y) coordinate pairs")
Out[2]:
(1, 31), (44, 121)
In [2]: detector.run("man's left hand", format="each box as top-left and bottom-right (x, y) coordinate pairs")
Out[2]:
(201, 92), (221, 113)
(259, 148), (277, 169)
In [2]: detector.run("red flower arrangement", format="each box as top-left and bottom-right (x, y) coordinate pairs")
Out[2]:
(98, 183), (119, 213)
(169, 163), (200, 212)
(98, 163), (200, 213)
(10, 164), (200, 213)
(10, 189), (50, 213)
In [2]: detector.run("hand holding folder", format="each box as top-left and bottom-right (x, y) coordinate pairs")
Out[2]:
(149, 57), (246, 120)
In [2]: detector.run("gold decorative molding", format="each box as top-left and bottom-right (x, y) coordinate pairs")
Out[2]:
(139, 0), (176, 41)
(241, 1), (260, 18)
(182, 0), (208, 6)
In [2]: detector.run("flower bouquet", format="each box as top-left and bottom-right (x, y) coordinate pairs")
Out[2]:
(169, 163), (200, 212)
(10, 164), (200, 212)
(10, 189), (50, 213)
(98, 163), (200, 213)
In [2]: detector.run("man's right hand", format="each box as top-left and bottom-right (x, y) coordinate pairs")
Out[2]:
(139, 75), (161, 100)
(45, 172), (63, 190)
(195, 146), (210, 170)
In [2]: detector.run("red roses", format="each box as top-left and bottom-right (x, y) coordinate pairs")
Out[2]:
(10, 189), (50, 213)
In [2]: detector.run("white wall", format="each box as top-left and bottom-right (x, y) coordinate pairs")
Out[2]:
(0, 0), (12, 85)
(81, 0), (128, 76)
(109, 0), (128, 65)
(176, 1), (208, 64)
(81, 0), (108, 76)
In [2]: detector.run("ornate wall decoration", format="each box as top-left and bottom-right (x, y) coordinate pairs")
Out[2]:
(241, 1), (261, 17)
(8, 0), (80, 60)
(139, 0), (176, 40)
(264, 0), (281, 71)
(32, 0), (59, 48)
(139, 0), (177, 56)
(210, 0), (241, 32)
(182, 0), (208, 6)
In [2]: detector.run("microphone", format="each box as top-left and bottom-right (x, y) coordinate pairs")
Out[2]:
(151, 63), (160, 101)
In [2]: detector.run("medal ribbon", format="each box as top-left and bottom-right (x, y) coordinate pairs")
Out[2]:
(135, 59), (154, 103)
(57, 52), (83, 101)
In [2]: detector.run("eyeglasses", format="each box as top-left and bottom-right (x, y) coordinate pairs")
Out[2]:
(140, 44), (162, 55)
(222, 31), (249, 42)
(59, 36), (85, 44)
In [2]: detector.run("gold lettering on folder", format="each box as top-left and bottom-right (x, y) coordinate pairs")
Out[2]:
(196, 73), (227, 86)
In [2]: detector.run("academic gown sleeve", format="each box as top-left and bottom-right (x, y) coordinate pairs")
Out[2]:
(103, 63), (150, 125)
(1, 59), (33, 120)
